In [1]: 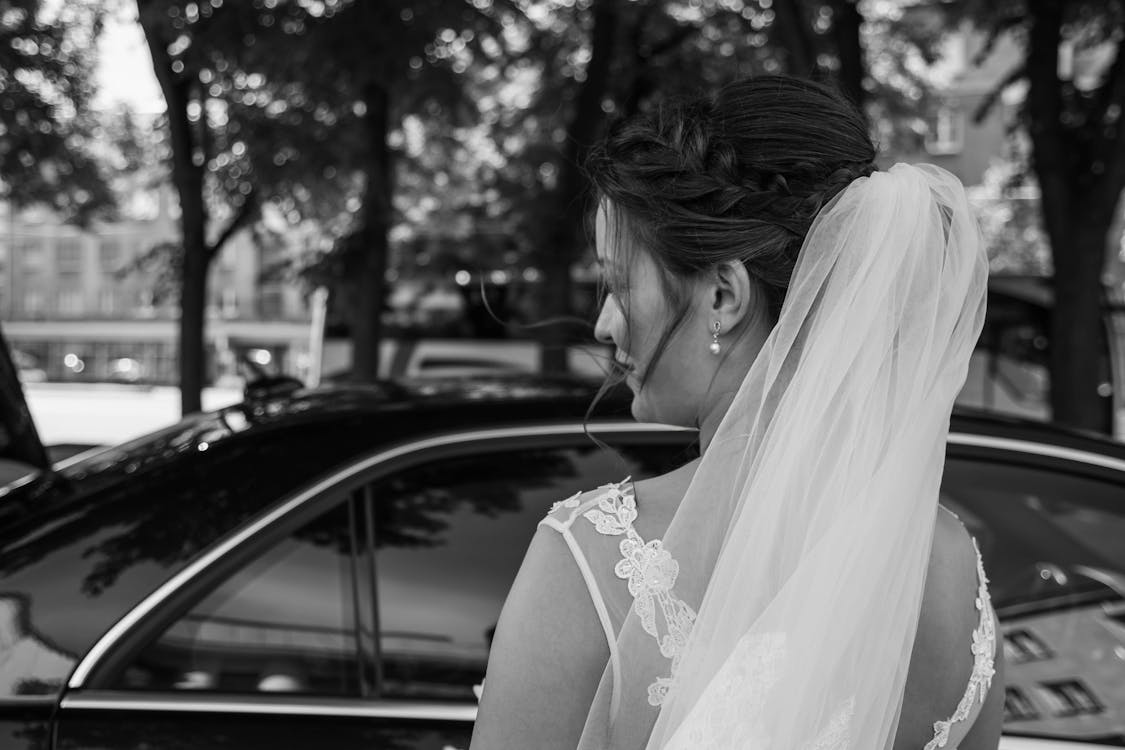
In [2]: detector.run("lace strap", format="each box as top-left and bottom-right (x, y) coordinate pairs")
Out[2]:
(923, 539), (997, 750)
(537, 481), (631, 716)
(578, 478), (698, 708)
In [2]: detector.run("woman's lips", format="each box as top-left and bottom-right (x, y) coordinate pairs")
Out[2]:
(613, 359), (637, 386)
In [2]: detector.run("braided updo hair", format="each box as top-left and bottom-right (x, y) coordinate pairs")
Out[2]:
(586, 75), (876, 376)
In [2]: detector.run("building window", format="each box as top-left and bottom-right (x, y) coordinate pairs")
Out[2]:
(99, 239), (123, 274)
(57, 238), (83, 270)
(925, 104), (965, 155)
(1003, 629), (1053, 664)
(258, 285), (284, 320)
(20, 290), (46, 316)
(99, 288), (120, 316)
(57, 288), (85, 317)
(221, 287), (239, 319)
(17, 239), (44, 273)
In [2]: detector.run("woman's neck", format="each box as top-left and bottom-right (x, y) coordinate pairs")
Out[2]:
(698, 387), (739, 455)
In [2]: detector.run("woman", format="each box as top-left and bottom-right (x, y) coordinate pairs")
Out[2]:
(471, 76), (1004, 750)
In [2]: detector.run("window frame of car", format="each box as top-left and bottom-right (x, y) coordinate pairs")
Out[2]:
(63, 420), (694, 704)
(945, 429), (1125, 484)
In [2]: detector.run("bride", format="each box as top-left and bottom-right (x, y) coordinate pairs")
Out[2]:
(470, 75), (1004, 750)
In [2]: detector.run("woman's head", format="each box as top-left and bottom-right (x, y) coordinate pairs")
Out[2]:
(587, 75), (876, 426)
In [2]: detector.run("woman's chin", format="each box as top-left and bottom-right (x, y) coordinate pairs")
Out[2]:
(628, 392), (655, 423)
(628, 389), (695, 427)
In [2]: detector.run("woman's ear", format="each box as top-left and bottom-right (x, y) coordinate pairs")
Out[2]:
(710, 260), (760, 333)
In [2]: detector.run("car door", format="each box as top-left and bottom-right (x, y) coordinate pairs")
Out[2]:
(53, 492), (380, 750)
(945, 432), (1125, 747)
(52, 422), (694, 750)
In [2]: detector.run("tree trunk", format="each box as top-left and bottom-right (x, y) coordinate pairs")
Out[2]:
(1049, 224), (1109, 432)
(139, 1), (209, 415)
(539, 0), (618, 373)
(772, 0), (818, 76)
(350, 81), (392, 383)
(179, 229), (208, 414)
(830, 0), (865, 111)
(1025, 0), (1118, 433)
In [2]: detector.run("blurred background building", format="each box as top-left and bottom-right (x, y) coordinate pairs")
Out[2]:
(0, 186), (312, 388)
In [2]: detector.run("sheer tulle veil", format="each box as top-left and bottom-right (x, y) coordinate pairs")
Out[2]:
(576, 163), (989, 749)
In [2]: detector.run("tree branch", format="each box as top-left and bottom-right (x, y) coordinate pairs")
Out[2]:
(206, 190), (258, 263)
(972, 63), (1027, 124)
(647, 21), (697, 59)
(1094, 44), (1125, 221)
(972, 13), (1024, 67)
(1094, 36), (1125, 135)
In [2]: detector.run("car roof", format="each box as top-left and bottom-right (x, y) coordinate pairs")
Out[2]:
(0, 375), (625, 515)
(948, 405), (1125, 460)
(5, 373), (1124, 516)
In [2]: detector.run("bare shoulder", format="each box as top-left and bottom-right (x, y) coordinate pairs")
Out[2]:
(470, 521), (609, 749)
(895, 508), (1003, 749)
(630, 458), (700, 535)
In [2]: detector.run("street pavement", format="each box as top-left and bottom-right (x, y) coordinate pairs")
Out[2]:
(25, 383), (243, 448)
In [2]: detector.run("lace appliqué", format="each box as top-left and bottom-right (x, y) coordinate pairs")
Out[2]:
(923, 540), (997, 750)
(674, 632), (788, 749)
(802, 697), (856, 750)
(667, 632), (854, 750)
(581, 478), (697, 707)
(549, 490), (583, 515)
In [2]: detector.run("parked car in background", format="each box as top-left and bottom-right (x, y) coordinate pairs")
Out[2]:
(1, 376), (1124, 749)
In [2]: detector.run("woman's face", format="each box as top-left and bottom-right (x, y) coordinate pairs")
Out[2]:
(593, 204), (715, 426)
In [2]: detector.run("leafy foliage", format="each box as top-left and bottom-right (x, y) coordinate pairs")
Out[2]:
(955, 0), (1125, 430)
(0, 0), (114, 223)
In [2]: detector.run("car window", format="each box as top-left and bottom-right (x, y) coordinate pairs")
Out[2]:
(940, 457), (1125, 742)
(370, 439), (693, 701)
(113, 500), (362, 697)
(0, 416), (384, 699)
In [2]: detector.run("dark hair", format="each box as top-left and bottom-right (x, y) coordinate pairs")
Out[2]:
(585, 75), (877, 383)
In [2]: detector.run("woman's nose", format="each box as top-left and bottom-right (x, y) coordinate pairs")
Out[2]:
(594, 296), (617, 345)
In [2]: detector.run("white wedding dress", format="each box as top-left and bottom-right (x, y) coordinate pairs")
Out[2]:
(539, 477), (998, 750)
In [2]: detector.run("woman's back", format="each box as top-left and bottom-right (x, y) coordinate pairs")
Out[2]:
(524, 467), (1005, 750)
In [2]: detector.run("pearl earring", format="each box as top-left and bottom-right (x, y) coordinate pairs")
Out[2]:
(709, 321), (722, 355)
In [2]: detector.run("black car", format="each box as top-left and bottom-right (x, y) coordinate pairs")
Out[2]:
(1, 376), (1124, 750)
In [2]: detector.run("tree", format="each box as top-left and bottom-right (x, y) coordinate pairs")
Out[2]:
(137, 0), (263, 414)
(532, 0), (620, 372)
(251, 1), (505, 382)
(138, 0), (507, 404)
(971, 136), (1052, 276)
(772, 0), (864, 108)
(966, 0), (1125, 432)
(0, 0), (113, 223)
